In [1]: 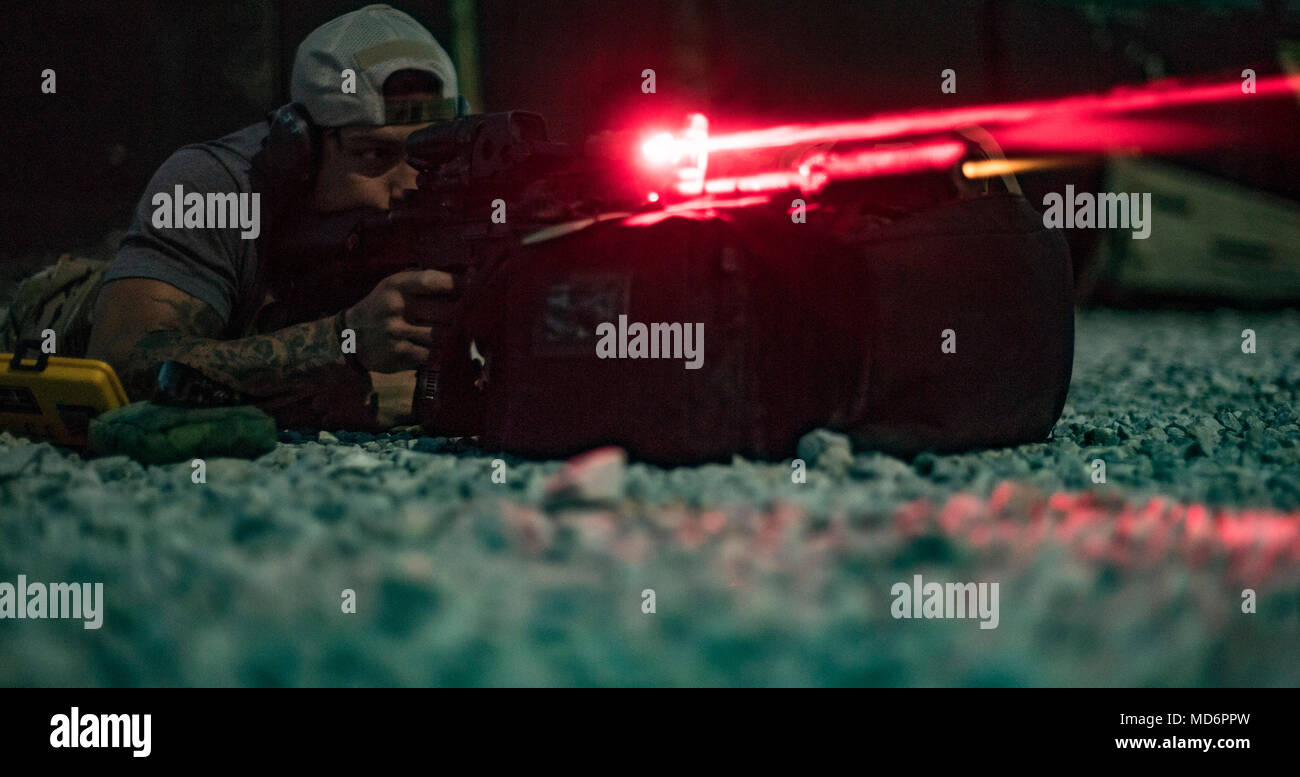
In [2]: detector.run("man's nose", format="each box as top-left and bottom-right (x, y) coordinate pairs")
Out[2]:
(390, 160), (420, 202)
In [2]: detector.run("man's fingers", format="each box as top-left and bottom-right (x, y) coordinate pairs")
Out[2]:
(395, 341), (431, 365)
(390, 321), (436, 347)
(403, 297), (457, 325)
(391, 269), (456, 296)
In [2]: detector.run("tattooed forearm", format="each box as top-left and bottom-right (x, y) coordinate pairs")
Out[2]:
(123, 316), (347, 400)
(87, 281), (361, 404)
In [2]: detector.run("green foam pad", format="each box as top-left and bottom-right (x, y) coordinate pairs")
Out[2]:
(89, 401), (277, 465)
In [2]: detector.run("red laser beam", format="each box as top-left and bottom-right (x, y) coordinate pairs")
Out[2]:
(696, 139), (969, 195)
(631, 73), (1299, 206)
(702, 73), (1300, 155)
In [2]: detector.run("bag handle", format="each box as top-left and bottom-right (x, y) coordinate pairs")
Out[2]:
(9, 339), (50, 372)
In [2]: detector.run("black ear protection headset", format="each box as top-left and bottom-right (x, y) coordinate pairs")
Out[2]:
(265, 102), (324, 197)
(264, 95), (471, 197)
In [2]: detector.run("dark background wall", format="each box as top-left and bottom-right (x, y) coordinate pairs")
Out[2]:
(3, 0), (1298, 275)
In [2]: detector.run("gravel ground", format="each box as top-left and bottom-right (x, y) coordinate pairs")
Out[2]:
(2, 308), (1299, 687)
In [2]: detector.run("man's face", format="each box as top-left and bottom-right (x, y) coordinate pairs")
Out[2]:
(311, 110), (434, 212)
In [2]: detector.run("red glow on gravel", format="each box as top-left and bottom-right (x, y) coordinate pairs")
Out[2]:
(893, 487), (1300, 586)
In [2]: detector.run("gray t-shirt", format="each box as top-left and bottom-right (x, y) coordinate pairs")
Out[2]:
(106, 122), (272, 337)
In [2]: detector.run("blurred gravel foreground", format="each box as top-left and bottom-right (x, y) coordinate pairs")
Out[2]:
(2, 309), (1299, 687)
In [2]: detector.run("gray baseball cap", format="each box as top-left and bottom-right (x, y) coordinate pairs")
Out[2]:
(290, 4), (460, 127)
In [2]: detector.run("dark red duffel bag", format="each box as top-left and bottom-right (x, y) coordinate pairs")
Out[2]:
(425, 191), (1073, 464)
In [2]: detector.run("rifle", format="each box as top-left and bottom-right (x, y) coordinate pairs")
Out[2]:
(267, 111), (593, 318)
(266, 113), (637, 401)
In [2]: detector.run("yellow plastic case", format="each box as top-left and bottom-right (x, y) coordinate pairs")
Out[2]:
(0, 339), (128, 448)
